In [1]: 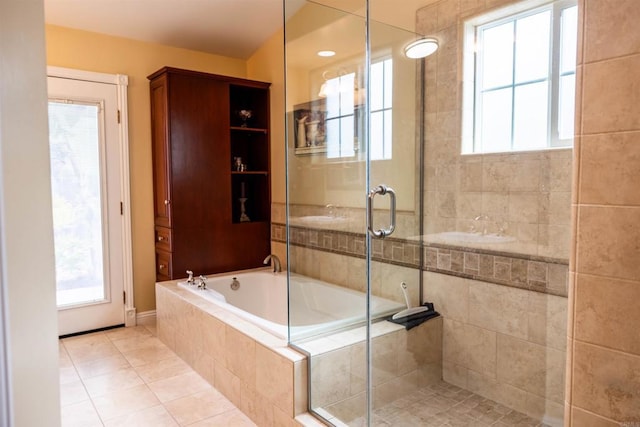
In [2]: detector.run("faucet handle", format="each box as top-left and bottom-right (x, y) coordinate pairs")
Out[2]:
(186, 270), (194, 284)
(198, 275), (207, 289)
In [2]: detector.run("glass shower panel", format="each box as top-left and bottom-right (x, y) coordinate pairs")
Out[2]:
(367, 15), (428, 422)
(285, 2), (429, 425)
(284, 1), (370, 424)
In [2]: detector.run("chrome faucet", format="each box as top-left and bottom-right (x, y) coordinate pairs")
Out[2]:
(186, 270), (194, 285)
(263, 254), (281, 273)
(197, 275), (207, 289)
(473, 214), (490, 235)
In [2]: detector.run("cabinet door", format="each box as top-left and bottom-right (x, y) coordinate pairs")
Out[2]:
(168, 74), (231, 274)
(150, 75), (172, 227)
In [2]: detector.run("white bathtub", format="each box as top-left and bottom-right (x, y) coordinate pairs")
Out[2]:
(177, 269), (404, 340)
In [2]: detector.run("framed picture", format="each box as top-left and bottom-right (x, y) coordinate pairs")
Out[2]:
(293, 99), (327, 155)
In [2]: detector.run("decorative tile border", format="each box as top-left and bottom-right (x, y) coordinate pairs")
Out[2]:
(272, 223), (568, 297)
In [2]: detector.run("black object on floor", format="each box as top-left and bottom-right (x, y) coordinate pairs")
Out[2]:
(387, 302), (440, 330)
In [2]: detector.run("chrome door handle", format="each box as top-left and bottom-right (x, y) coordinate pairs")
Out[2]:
(367, 184), (396, 238)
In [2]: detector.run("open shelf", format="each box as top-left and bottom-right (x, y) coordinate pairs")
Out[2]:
(231, 174), (270, 224)
(230, 126), (268, 133)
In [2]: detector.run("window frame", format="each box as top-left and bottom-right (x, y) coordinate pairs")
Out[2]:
(462, 0), (577, 155)
(322, 56), (393, 161)
(325, 71), (357, 159)
(369, 57), (393, 161)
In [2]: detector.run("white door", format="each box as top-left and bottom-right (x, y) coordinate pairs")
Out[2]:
(48, 73), (130, 336)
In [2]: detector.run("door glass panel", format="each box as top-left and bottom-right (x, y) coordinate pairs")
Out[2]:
(285, 2), (424, 424)
(48, 101), (107, 308)
(285, 1), (370, 423)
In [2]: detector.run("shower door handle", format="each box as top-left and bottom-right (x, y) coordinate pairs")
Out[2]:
(367, 184), (396, 238)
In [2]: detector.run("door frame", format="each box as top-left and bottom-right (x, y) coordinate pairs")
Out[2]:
(47, 66), (136, 327)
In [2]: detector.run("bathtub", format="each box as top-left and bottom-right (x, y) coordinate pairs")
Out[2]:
(177, 269), (405, 340)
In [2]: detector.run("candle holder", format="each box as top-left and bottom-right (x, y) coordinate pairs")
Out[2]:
(239, 197), (251, 222)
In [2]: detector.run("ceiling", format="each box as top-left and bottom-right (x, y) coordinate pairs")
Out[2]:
(44, 0), (290, 59)
(44, 0), (435, 61)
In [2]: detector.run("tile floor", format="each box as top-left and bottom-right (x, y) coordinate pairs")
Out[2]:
(60, 324), (551, 427)
(58, 323), (256, 427)
(334, 381), (550, 427)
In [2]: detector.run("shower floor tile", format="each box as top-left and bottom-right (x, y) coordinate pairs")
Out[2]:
(335, 381), (550, 427)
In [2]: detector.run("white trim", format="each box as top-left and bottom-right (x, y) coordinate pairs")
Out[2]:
(47, 66), (124, 85)
(47, 67), (135, 327)
(0, 252), (10, 427)
(116, 74), (135, 327)
(461, 0), (577, 154)
(136, 310), (157, 326)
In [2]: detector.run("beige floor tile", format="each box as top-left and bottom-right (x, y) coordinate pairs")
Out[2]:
(62, 332), (109, 349)
(66, 340), (122, 364)
(104, 325), (153, 342)
(144, 323), (158, 336)
(75, 354), (132, 380)
(60, 365), (81, 385)
(122, 343), (176, 367)
(92, 384), (160, 421)
(164, 389), (236, 426)
(185, 408), (256, 426)
(83, 367), (144, 398)
(103, 404), (179, 427)
(60, 379), (90, 407)
(59, 343), (73, 368)
(111, 335), (166, 353)
(60, 400), (103, 427)
(148, 372), (212, 403)
(134, 356), (192, 384)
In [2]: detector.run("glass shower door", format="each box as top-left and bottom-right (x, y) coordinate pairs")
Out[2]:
(284, 2), (427, 424)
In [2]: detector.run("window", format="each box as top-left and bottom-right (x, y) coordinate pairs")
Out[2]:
(462, 0), (577, 154)
(326, 72), (356, 158)
(324, 58), (393, 159)
(370, 58), (393, 160)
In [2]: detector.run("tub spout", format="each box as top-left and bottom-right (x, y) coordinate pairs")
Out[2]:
(263, 254), (281, 273)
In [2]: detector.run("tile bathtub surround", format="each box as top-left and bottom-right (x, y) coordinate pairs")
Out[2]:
(155, 282), (309, 427)
(273, 222), (569, 298)
(58, 324), (256, 426)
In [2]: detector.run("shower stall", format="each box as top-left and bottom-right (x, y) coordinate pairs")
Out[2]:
(282, 1), (573, 425)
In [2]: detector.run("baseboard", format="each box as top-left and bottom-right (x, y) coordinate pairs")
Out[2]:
(136, 310), (156, 326)
(125, 307), (137, 327)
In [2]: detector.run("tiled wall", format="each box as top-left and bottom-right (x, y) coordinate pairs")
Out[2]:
(426, 271), (566, 424)
(273, 222), (569, 300)
(568, 0), (640, 424)
(417, 0), (572, 260)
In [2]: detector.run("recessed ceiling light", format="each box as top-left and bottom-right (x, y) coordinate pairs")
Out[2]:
(317, 50), (336, 57)
(404, 38), (439, 59)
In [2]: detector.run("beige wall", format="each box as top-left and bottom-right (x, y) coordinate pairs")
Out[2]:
(45, 25), (247, 312)
(246, 27), (288, 264)
(1, 2), (61, 425)
(247, 28), (286, 206)
(567, 0), (640, 424)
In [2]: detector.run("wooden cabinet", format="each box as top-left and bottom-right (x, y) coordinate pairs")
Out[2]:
(149, 67), (271, 281)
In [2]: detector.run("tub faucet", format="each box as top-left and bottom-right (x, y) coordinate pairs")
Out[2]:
(197, 275), (207, 289)
(263, 254), (281, 273)
(473, 214), (490, 235)
(186, 270), (194, 285)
